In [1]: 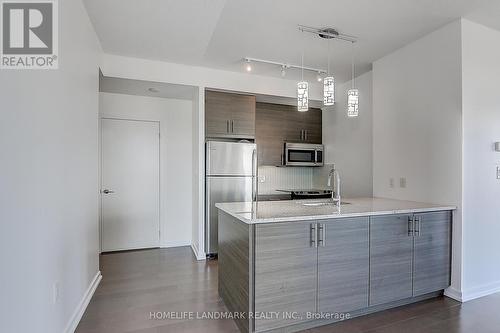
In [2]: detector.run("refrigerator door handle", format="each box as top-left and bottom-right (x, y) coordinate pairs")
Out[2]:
(251, 148), (258, 202)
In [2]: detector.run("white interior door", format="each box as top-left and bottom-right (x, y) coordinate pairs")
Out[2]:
(101, 118), (160, 252)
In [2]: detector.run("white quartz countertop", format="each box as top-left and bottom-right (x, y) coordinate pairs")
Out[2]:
(215, 197), (456, 224)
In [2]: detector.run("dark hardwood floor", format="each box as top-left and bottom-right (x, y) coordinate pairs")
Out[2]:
(77, 247), (500, 333)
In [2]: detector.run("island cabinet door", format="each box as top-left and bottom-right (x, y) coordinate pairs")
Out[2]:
(413, 211), (452, 296)
(254, 221), (318, 332)
(369, 214), (414, 306)
(318, 217), (369, 314)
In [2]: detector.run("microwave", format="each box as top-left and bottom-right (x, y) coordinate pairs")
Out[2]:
(284, 143), (324, 167)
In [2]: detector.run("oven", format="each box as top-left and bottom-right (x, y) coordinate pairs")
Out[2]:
(284, 143), (324, 167)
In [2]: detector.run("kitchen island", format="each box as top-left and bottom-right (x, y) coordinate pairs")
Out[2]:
(216, 198), (455, 333)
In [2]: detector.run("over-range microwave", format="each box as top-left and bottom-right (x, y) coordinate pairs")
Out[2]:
(284, 143), (324, 167)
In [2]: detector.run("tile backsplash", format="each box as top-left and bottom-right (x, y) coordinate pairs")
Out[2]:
(257, 165), (335, 195)
(258, 166), (314, 194)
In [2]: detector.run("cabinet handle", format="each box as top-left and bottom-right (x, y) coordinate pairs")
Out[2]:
(415, 216), (421, 237)
(323, 223), (326, 246)
(304, 130), (308, 141)
(318, 223), (326, 247)
(226, 120), (230, 133)
(310, 224), (317, 248)
(408, 216), (414, 237)
(231, 120), (234, 133)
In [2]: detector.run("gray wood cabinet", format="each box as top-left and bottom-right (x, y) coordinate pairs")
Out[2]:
(369, 214), (414, 306)
(218, 211), (252, 333)
(218, 210), (452, 333)
(370, 212), (452, 306)
(318, 217), (369, 314)
(254, 221), (318, 331)
(254, 217), (370, 331)
(205, 90), (255, 139)
(256, 103), (322, 166)
(413, 211), (452, 296)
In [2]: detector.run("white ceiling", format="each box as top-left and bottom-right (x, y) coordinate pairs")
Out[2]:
(100, 76), (197, 100)
(465, 2), (500, 32)
(85, 0), (498, 84)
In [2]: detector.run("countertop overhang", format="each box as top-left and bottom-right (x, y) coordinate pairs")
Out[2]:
(215, 197), (456, 224)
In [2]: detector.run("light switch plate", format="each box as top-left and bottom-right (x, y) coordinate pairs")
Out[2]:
(389, 178), (394, 188)
(53, 282), (60, 304)
(400, 177), (407, 188)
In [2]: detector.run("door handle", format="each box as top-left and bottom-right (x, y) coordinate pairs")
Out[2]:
(101, 189), (115, 194)
(310, 223), (317, 248)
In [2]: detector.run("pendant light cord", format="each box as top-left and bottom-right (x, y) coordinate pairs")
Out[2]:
(351, 41), (355, 89)
(301, 30), (305, 81)
(327, 40), (331, 75)
(301, 50), (304, 81)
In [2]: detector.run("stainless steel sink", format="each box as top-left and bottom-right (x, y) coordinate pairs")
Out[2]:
(301, 201), (350, 207)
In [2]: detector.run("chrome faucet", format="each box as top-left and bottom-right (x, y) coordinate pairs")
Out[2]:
(327, 165), (341, 205)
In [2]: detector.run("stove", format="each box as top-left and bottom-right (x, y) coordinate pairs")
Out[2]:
(277, 189), (333, 200)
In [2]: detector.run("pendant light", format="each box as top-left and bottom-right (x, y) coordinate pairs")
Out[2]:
(297, 49), (309, 112)
(347, 41), (359, 117)
(323, 39), (335, 106)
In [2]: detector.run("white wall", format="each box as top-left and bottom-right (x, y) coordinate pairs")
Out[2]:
(372, 20), (463, 293)
(0, 1), (102, 332)
(190, 87), (206, 260)
(321, 71), (373, 197)
(99, 93), (193, 248)
(461, 19), (500, 300)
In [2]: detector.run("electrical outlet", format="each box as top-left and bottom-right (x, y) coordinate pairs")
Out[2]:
(53, 282), (60, 304)
(389, 178), (394, 188)
(497, 166), (500, 180)
(400, 177), (407, 188)
(258, 175), (266, 183)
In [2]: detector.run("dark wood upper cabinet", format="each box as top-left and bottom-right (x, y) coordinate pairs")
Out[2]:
(256, 102), (322, 166)
(205, 90), (256, 139)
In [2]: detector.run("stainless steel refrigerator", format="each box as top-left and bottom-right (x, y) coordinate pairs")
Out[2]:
(205, 141), (256, 256)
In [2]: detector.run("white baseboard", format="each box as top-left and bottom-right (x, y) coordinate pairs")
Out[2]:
(461, 281), (500, 302)
(191, 242), (206, 261)
(445, 280), (500, 302)
(64, 271), (102, 333)
(161, 240), (191, 248)
(444, 287), (462, 302)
